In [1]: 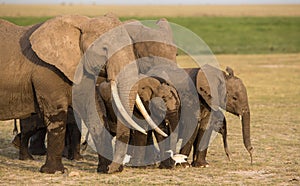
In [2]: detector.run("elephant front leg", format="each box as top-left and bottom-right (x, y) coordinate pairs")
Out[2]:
(107, 121), (130, 174)
(155, 124), (175, 169)
(40, 112), (67, 174)
(192, 128), (209, 167)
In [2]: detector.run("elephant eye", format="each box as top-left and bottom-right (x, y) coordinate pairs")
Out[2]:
(232, 96), (238, 101)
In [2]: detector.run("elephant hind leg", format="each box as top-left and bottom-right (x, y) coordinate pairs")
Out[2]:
(40, 110), (67, 174)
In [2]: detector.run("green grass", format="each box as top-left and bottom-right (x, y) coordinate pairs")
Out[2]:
(1, 16), (300, 54)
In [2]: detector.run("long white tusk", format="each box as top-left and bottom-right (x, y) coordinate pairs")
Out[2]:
(135, 94), (168, 137)
(111, 80), (147, 135)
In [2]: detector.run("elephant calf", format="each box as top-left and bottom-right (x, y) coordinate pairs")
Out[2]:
(179, 66), (252, 167)
(97, 76), (180, 169)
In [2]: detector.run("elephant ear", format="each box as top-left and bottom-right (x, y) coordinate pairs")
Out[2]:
(196, 64), (227, 111)
(29, 15), (89, 82)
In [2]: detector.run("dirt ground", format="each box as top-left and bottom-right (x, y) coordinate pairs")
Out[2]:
(0, 4), (300, 17)
(0, 54), (299, 185)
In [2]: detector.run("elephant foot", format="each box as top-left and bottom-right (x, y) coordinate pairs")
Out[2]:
(12, 134), (21, 149)
(40, 162), (66, 174)
(159, 157), (175, 169)
(107, 162), (124, 174)
(19, 153), (34, 161)
(97, 154), (112, 173)
(192, 160), (209, 168)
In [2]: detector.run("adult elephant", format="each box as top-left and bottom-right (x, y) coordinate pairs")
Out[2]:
(92, 18), (178, 173)
(0, 14), (154, 174)
(180, 66), (253, 167)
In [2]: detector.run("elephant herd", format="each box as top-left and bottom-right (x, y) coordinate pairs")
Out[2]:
(0, 14), (253, 174)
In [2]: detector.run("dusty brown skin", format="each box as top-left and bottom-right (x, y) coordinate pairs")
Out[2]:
(0, 14), (145, 174)
(97, 76), (180, 168)
(180, 66), (253, 167)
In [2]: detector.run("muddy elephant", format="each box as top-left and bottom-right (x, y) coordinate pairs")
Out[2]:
(96, 75), (180, 169)
(179, 66), (253, 167)
(0, 14), (160, 174)
(12, 107), (82, 161)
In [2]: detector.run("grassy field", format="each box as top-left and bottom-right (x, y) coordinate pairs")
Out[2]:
(0, 4), (299, 185)
(0, 54), (299, 185)
(2, 16), (300, 54)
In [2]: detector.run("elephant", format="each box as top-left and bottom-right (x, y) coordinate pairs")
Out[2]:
(179, 66), (253, 167)
(11, 107), (82, 161)
(0, 14), (162, 174)
(93, 18), (178, 173)
(96, 75), (180, 169)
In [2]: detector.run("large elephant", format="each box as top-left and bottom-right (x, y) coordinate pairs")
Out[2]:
(179, 66), (253, 167)
(93, 18), (178, 173)
(0, 14), (157, 174)
(96, 75), (180, 169)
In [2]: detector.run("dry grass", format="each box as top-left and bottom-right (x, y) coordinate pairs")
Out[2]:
(0, 4), (300, 17)
(0, 54), (300, 185)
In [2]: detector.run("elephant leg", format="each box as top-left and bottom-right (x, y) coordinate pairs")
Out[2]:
(19, 130), (35, 160)
(19, 116), (39, 160)
(192, 127), (209, 167)
(33, 68), (69, 174)
(63, 121), (82, 160)
(107, 121), (130, 173)
(28, 128), (47, 156)
(40, 114), (67, 174)
(129, 130), (147, 167)
(145, 130), (158, 165)
(179, 122), (200, 167)
(155, 123), (175, 169)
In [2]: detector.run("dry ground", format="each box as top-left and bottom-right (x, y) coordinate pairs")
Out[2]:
(0, 4), (300, 17)
(0, 54), (299, 185)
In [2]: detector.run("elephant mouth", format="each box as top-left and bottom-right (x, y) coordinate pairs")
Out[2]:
(111, 80), (168, 137)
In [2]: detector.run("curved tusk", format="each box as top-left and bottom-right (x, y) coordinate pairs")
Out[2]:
(135, 94), (168, 137)
(111, 80), (147, 135)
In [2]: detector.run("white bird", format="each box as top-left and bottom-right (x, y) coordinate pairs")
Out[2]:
(123, 154), (132, 165)
(166, 150), (188, 165)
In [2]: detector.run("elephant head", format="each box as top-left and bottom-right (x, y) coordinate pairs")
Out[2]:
(123, 18), (177, 75)
(195, 65), (253, 163)
(130, 76), (180, 167)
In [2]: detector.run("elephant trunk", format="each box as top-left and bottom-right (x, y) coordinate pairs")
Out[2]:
(241, 111), (253, 164)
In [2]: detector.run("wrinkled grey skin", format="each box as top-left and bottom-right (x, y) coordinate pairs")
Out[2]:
(180, 66), (253, 167)
(0, 14), (143, 174)
(97, 76), (180, 168)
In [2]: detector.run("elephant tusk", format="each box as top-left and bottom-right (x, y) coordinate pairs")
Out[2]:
(111, 80), (147, 135)
(135, 94), (168, 137)
(239, 115), (243, 121)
